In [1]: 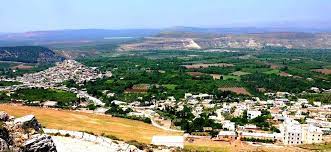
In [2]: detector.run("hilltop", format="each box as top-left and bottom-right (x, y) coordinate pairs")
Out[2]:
(0, 46), (64, 63)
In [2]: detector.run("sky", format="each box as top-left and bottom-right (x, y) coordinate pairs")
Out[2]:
(0, 0), (330, 32)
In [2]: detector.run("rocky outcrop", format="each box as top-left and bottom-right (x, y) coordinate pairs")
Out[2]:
(0, 138), (9, 151)
(44, 129), (143, 152)
(20, 134), (57, 152)
(0, 112), (57, 152)
(0, 111), (9, 121)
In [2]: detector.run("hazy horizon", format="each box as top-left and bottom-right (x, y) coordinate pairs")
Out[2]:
(1, 0), (330, 33)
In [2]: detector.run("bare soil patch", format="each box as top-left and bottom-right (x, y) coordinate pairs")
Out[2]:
(279, 72), (292, 77)
(125, 84), (150, 93)
(186, 72), (204, 76)
(11, 64), (34, 70)
(313, 69), (331, 75)
(219, 87), (251, 96)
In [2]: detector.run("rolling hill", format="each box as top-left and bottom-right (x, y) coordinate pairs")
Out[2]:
(0, 46), (64, 63)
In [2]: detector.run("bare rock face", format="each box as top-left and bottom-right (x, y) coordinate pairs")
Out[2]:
(0, 111), (57, 152)
(0, 138), (9, 151)
(13, 115), (42, 134)
(20, 134), (57, 152)
(0, 111), (9, 121)
(0, 126), (11, 141)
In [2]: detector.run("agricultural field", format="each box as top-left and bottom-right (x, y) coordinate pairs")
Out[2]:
(0, 81), (21, 86)
(10, 88), (77, 106)
(219, 87), (251, 96)
(80, 48), (331, 102)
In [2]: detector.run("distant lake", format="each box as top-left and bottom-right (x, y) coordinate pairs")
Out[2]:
(103, 37), (134, 40)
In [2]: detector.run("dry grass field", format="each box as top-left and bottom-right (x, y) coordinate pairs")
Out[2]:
(2, 104), (329, 152)
(184, 138), (314, 152)
(0, 104), (180, 143)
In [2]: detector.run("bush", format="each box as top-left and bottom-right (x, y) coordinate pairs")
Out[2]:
(102, 134), (121, 141)
(80, 130), (95, 135)
(126, 140), (148, 150)
(241, 137), (274, 143)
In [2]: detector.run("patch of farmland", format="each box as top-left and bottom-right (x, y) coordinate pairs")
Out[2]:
(231, 71), (250, 76)
(313, 69), (331, 75)
(219, 87), (251, 96)
(182, 63), (234, 69)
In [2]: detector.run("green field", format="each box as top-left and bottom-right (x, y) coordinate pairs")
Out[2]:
(163, 84), (177, 90)
(263, 69), (280, 75)
(0, 81), (22, 86)
(11, 88), (77, 103)
(79, 48), (331, 102)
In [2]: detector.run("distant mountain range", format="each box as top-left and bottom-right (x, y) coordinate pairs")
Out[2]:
(1, 27), (331, 51)
(1, 27), (331, 46)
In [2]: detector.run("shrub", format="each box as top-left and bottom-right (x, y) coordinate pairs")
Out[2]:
(103, 134), (121, 141)
(126, 140), (148, 150)
(241, 137), (274, 143)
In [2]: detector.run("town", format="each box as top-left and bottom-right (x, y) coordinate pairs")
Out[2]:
(0, 58), (330, 151)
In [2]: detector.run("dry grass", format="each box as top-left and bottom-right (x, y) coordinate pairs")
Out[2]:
(0, 104), (181, 143)
(125, 84), (150, 93)
(185, 138), (310, 152)
(186, 72), (204, 76)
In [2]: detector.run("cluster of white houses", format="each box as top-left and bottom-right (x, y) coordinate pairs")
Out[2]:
(16, 60), (112, 87)
(122, 92), (330, 146)
(217, 117), (324, 145)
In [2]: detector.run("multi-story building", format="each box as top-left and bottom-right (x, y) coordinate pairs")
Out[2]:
(281, 117), (324, 145)
(280, 118), (303, 145)
(302, 124), (323, 144)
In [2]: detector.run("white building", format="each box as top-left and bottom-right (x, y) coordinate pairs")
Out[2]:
(217, 131), (236, 141)
(297, 99), (309, 104)
(222, 120), (235, 131)
(151, 136), (184, 148)
(280, 118), (303, 145)
(280, 117), (323, 145)
(247, 110), (261, 119)
(302, 124), (323, 144)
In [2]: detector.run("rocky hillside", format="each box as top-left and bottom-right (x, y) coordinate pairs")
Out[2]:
(0, 46), (64, 63)
(0, 112), (56, 152)
(118, 32), (331, 51)
(0, 111), (151, 152)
